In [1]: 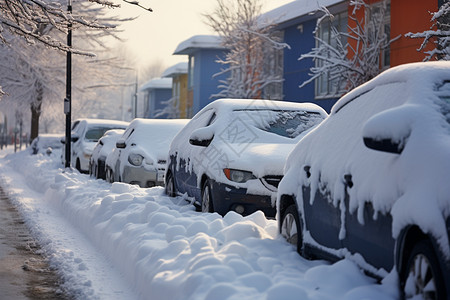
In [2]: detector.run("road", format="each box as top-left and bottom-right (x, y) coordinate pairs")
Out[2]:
(0, 185), (70, 300)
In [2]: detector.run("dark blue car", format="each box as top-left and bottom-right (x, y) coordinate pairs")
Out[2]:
(277, 62), (450, 300)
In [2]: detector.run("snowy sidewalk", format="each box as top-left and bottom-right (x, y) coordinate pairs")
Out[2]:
(0, 185), (67, 299)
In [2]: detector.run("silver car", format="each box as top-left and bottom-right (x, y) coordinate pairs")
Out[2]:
(106, 118), (189, 188)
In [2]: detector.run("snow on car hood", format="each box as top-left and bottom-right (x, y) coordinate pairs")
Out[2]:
(227, 142), (296, 177)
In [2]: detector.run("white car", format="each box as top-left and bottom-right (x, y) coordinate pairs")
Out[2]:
(30, 133), (64, 155)
(89, 129), (125, 180)
(67, 119), (128, 173)
(165, 99), (327, 218)
(277, 61), (450, 299)
(106, 118), (189, 188)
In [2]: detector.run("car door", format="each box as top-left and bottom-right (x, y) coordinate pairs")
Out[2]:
(302, 82), (408, 268)
(114, 127), (135, 182)
(174, 109), (216, 200)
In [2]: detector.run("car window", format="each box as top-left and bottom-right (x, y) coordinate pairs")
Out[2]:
(207, 112), (217, 126)
(190, 109), (216, 129)
(121, 127), (135, 141)
(232, 110), (324, 139)
(85, 126), (121, 142)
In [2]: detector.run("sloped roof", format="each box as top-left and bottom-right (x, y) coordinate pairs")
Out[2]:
(173, 35), (227, 55)
(139, 78), (173, 91)
(260, 0), (345, 26)
(161, 62), (188, 78)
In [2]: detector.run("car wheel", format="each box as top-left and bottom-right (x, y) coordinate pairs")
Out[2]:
(201, 180), (214, 213)
(165, 172), (176, 197)
(401, 239), (446, 300)
(106, 168), (114, 183)
(280, 204), (302, 254)
(76, 158), (82, 172)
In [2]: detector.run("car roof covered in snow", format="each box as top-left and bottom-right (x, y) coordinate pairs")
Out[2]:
(199, 98), (328, 116)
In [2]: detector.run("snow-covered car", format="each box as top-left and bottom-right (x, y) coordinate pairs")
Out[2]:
(89, 129), (125, 180)
(66, 119), (128, 173)
(277, 61), (450, 299)
(165, 99), (327, 218)
(105, 118), (189, 188)
(29, 133), (64, 155)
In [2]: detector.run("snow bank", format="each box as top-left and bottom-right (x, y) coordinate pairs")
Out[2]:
(0, 148), (397, 299)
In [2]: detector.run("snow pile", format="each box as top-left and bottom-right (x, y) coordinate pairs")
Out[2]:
(0, 148), (397, 299)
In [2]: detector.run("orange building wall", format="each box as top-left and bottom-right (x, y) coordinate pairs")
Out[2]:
(390, 0), (438, 66)
(348, 0), (438, 67)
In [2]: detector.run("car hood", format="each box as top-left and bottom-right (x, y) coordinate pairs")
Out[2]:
(225, 142), (295, 178)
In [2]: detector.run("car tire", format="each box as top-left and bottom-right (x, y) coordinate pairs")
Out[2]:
(106, 168), (114, 183)
(280, 204), (302, 254)
(76, 158), (82, 172)
(165, 172), (176, 197)
(201, 180), (214, 213)
(401, 239), (446, 300)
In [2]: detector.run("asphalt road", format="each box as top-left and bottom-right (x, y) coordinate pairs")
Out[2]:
(0, 185), (70, 300)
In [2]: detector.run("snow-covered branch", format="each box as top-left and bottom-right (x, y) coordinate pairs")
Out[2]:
(300, 0), (398, 94)
(405, 2), (450, 61)
(206, 0), (287, 100)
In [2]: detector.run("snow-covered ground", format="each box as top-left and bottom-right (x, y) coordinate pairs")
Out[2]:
(0, 146), (398, 300)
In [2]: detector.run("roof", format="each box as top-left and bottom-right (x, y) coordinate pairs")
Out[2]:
(139, 78), (173, 91)
(260, 0), (345, 27)
(173, 35), (227, 55)
(332, 61), (450, 114)
(199, 98), (328, 116)
(161, 62), (188, 78)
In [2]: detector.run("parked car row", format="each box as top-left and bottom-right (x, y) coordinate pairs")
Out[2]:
(51, 61), (448, 299)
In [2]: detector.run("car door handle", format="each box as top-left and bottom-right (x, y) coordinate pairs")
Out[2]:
(304, 166), (311, 178)
(344, 174), (353, 188)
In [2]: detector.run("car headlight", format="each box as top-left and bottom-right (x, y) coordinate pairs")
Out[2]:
(223, 168), (256, 183)
(128, 153), (144, 166)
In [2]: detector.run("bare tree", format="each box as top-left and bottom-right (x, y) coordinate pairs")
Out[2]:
(204, 0), (288, 99)
(406, 2), (450, 61)
(300, 0), (399, 94)
(0, 0), (133, 138)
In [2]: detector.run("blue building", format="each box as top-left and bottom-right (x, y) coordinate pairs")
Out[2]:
(140, 78), (173, 119)
(173, 35), (228, 117)
(262, 0), (346, 112)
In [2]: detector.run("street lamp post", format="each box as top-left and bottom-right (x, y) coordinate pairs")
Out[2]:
(64, 0), (72, 168)
(134, 71), (138, 118)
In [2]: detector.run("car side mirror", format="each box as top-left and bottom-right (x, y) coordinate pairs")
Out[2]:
(363, 137), (403, 154)
(71, 134), (79, 143)
(60, 137), (65, 144)
(189, 136), (214, 147)
(189, 127), (215, 147)
(362, 106), (414, 155)
(116, 140), (126, 149)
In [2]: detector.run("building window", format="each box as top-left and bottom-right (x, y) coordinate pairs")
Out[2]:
(263, 31), (284, 100)
(315, 11), (348, 98)
(188, 56), (195, 89)
(368, 1), (391, 69)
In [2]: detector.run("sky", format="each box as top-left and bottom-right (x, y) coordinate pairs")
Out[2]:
(112, 0), (294, 72)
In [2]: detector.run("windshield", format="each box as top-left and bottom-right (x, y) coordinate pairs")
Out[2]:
(85, 126), (122, 142)
(232, 109), (324, 139)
